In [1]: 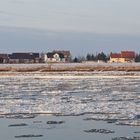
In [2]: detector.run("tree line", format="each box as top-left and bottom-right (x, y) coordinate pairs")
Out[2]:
(135, 54), (140, 62)
(72, 52), (140, 63)
(73, 52), (109, 62)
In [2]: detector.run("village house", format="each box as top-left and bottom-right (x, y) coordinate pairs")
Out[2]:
(44, 52), (65, 63)
(44, 50), (71, 63)
(8, 53), (40, 64)
(52, 50), (71, 62)
(109, 51), (135, 63)
(0, 54), (9, 63)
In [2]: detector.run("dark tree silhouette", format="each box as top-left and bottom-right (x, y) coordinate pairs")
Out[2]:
(86, 53), (92, 61)
(96, 52), (108, 62)
(73, 57), (78, 62)
(135, 54), (140, 62)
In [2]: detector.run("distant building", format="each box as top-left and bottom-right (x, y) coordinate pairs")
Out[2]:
(109, 51), (135, 63)
(44, 52), (65, 63)
(43, 50), (71, 63)
(0, 54), (9, 63)
(52, 50), (71, 62)
(9, 53), (40, 64)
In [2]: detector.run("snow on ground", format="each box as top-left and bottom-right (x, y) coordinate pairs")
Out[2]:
(0, 62), (140, 69)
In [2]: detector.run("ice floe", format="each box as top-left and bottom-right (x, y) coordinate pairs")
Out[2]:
(0, 71), (140, 126)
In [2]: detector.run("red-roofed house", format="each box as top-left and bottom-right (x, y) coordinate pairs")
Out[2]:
(110, 51), (135, 63)
(121, 51), (135, 59)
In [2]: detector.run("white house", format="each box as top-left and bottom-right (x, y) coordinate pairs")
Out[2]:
(44, 52), (65, 63)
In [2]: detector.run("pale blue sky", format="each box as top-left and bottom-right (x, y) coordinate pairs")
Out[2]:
(0, 0), (140, 56)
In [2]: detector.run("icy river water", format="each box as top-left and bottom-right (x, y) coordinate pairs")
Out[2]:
(0, 71), (140, 140)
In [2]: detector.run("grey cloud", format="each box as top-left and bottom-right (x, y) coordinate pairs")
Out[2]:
(0, 10), (39, 19)
(0, 26), (139, 56)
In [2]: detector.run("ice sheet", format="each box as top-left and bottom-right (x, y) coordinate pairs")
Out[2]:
(0, 71), (140, 126)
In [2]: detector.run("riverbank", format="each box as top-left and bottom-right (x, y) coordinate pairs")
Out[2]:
(0, 63), (140, 72)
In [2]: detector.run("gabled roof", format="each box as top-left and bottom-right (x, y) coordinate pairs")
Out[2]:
(58, 53), (64, 58)
(9, 53), (39, 59)
(53, 50), (71, 57)
(47, 52), (64, 59)
(121, 51), (135, 58)
(110, 51), (135, 59)
(0, 54), (9, 59)
(32, 53), (40, 58)
(110, 53), (121, 58)
(47, 53), (54, 58)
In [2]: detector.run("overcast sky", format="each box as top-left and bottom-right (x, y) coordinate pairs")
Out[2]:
(0, 0), (140, 56)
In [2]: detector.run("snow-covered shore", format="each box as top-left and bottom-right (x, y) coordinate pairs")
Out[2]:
(0, 63), (140, 72)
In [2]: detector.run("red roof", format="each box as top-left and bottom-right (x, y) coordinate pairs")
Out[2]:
(110, 51), (135, 58)
(121, 51), (135, 58)
(110, 53), (121, 58)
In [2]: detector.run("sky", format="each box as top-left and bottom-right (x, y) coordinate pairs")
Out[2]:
(0, 0), (140, 56)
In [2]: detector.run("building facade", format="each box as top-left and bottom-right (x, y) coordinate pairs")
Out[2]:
(110, 51), (135, 63)
(8, 53), (40, 64)
(44, 52), (65, 63)
(52, 50), (71, 62)
(0, 54), (9, 63)
(44, 50), (71, 63)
